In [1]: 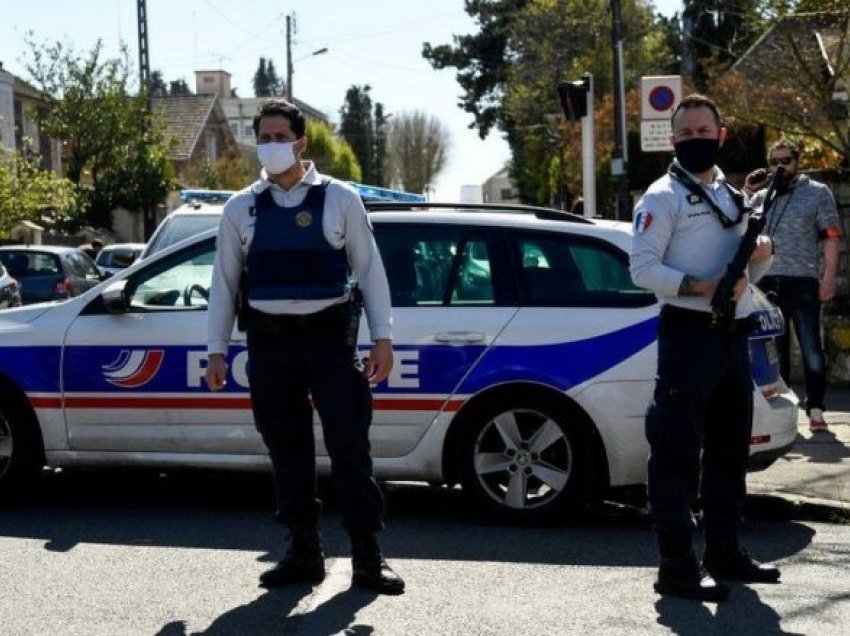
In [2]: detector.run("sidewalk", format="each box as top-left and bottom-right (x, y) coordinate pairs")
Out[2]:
(747, 385), (850, 513)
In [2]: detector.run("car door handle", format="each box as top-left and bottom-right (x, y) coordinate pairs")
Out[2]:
(434, 331), (486, 344)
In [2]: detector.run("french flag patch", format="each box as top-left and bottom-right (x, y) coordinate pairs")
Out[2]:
(634, 211), (653, 234)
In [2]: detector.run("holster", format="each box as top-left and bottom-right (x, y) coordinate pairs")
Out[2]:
(345, 287), (364, 347)
(236, 271), (249, 332)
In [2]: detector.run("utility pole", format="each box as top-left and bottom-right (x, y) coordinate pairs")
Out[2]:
(137, 0), (151, 112)
(136, 0), (154, 239)
(610, 0), (630, 221)
(286, 14), (294, 101)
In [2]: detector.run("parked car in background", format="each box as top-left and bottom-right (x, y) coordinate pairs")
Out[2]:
(0, 245), (102, 305)
(95, 243), (146, 277)
(0, 262), (22, 309)
(139, 190), (232, 260)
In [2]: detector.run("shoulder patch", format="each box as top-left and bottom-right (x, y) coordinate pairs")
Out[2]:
(634, 211), (653, 234)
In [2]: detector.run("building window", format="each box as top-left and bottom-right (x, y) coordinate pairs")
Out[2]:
(500, 188), (516, 200)
(229, 122), (239, 136)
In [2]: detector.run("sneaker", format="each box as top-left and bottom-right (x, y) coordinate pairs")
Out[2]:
(809, 408), (828, 432)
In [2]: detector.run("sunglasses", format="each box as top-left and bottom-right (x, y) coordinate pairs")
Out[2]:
(770, 156), (795, 166)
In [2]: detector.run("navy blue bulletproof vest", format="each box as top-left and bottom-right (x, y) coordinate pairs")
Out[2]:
(246, 180), (349, 300)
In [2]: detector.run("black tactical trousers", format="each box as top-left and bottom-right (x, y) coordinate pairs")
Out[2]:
(246, 306), (385, 534)
(645, 308), (754, 554)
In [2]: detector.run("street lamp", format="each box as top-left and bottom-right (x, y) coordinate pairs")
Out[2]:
(285, 15), (328, 101)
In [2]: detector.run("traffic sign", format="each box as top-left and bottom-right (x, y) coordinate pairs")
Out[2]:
(640, 76), (682, 121)
(640, 120), (673, 152)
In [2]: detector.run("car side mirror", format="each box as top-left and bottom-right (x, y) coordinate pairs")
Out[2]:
(102, 279), (130, 314)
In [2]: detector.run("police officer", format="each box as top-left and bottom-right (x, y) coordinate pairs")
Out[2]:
(205, 98), (404, 595)
(630, 94), (780, 602)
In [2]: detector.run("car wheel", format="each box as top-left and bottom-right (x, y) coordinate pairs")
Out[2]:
(0, 395), (43, 502)
(458, 394), (592, 520)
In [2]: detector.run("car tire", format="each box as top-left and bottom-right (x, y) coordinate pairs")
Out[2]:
(0, 394), (44, 503)
(458, 393), (593, 521)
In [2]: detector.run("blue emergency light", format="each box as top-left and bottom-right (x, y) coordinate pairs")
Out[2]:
(179, 189), (235, 203)
(349, 182), (426, 203)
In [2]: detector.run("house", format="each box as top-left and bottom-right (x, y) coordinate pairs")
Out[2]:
(0, 62), (62, 175)
(151, 92), (238, 184)
(728, 12), (850, 114)
(482, 167), (518, 204)
(191, 70), (330, 147)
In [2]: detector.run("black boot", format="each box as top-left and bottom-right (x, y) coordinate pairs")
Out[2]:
(703, 542), (781, 583)
(260, 525), (325, 588)
(655, 552), (730, 602)
(350, 533), (405, 595)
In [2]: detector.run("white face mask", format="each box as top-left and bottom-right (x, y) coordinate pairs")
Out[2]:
(257, 141), (297, 175)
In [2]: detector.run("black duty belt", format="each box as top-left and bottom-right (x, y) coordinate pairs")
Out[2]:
(246, 302), (348, 336)
(660, 305), (757, 335)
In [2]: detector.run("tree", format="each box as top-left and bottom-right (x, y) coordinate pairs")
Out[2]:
(304, 120), (362, 182)
(682, 0), (763, 91)
(423, 1), (676, 208)
(374, 103), (389, 187)
(385, 111), (449, 195)
(266, 60), (282, 96)
(150, 70), (167, 96)
(339, 85), (377, 184)
(169, 78), (191, 95)
(711, 9), (850, 167)
(23, 37), (174, 229)
(423, 0), (530, 139)
(253, 57), (272, 97)
(0, 145), (81, 236)
(186, 150), (255, 190)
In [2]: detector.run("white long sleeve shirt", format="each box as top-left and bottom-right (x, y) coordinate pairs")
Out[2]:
(206, 162), (392, 356)
(629, 163), (771, 317)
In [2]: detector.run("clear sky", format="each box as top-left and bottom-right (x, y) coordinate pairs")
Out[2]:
(0, 0), (682, 200)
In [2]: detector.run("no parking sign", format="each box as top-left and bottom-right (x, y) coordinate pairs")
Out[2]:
(640, 75), (682, 151)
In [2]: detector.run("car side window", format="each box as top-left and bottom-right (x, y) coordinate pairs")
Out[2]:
(126, 240), (215, 311)
(69, 252), (101, 280)
(513, 231), (654, 307)
(374, 224), (495, 306)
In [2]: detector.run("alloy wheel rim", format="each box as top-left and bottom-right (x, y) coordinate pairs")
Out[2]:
(473, 408), (572, 510)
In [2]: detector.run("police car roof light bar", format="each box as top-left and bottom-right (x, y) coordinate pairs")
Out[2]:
(180, 189), (235, 203)
(349, 182), (427, 203)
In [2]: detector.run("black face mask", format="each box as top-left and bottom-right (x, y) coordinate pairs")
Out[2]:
(674, 138), (720, 174)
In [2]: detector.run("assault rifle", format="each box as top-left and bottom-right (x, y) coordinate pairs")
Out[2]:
(710, 166), (785, 329)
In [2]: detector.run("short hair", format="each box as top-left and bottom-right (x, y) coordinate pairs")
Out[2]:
(670, 93), (722, 128)
(252, 98), (306, 139)
(769, 138), (800, 160)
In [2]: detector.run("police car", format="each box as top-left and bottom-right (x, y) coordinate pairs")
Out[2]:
(0, 202), (798, 519)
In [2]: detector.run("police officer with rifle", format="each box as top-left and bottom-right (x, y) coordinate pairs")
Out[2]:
(630, 94), (780, 602)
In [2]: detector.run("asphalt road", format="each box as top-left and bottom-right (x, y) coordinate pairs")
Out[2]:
(1, 470), (848, 635)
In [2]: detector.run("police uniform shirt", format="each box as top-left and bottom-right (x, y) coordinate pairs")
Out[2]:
(750, 174), (842, 279)
(207, 162), (392, 356)
(630, 162), (770, 318)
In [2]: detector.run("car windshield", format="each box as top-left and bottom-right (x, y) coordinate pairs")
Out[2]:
(146, 213), (221, 256)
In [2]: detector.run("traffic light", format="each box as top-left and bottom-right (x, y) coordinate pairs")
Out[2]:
(557, 78), (589, 121)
